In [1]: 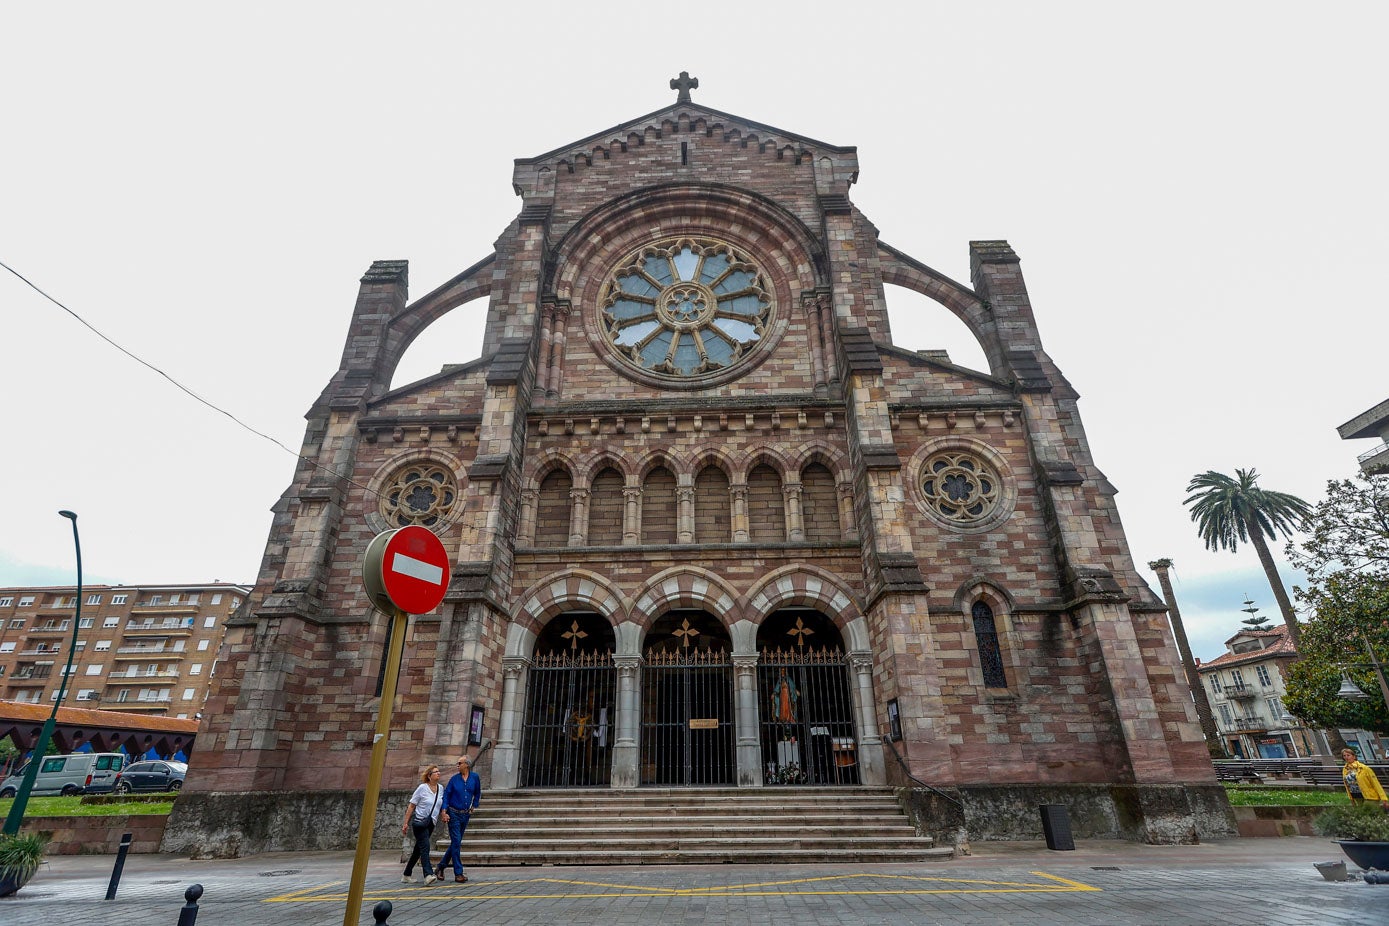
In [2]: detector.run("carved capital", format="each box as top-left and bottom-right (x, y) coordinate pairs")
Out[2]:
(676, 487), (696, 503)
(730, 485), (748, 501)
(502, 656), (530, 680)
(568, 488), (591, 502)
(614, 654), (641, 680)
(732, 654), (760, 671)
(848, 651), (874, 674)
(623, 487), (643, 501)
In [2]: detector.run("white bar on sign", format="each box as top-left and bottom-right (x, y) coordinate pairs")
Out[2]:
(390, 552), (444, 585)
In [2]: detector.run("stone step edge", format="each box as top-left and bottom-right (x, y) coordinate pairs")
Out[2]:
(452, 848), (956, 864)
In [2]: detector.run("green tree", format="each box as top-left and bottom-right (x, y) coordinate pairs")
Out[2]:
(1185, 469), (1312, 644)
(1239, 597), (1271, 631)
(1282, 473), (1389, 734)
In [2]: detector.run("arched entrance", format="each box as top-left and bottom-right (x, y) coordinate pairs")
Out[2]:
(640, 610), (735, 786)
(519, 612), (616, 787)
(757, 609), (859, 785)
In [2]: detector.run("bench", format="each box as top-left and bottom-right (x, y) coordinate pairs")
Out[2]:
(1301, 767), (1346, 787)
(1213, 760), (1264, 783)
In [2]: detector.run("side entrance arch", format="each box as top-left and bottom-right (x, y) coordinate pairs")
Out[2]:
(757, 608), (860, 785)
(519, 612), (616, 787)
(640, 610), (736, 786)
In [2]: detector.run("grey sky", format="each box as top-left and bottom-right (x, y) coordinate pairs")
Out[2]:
(2, 2), (1384, 664)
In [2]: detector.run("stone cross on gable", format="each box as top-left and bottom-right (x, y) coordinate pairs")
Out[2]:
(562, 619), (588, 651)
(673, 617), (700, 649)
(670, 71), (699, 104)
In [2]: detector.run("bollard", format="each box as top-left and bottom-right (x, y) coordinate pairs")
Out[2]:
(1039, 804), (1075, 851)
(372, 900), (392, 925)
(177, 884), (203, 926)
(105, 832), (133, 900)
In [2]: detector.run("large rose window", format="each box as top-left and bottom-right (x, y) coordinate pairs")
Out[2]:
(601, 237), (773, 378)
(920, 451), (1001, 524)
(380, 462), (458, 528)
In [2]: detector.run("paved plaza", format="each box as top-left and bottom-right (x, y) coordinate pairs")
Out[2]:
(6, 838), (1384, 925)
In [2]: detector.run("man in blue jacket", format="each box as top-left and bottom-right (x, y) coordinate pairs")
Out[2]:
(436, 755), (482, 883)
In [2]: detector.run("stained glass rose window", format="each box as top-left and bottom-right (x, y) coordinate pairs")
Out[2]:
(380, 462), (458, 528)
(920, 451), (1000, 524)
(601, 237), (772, 378)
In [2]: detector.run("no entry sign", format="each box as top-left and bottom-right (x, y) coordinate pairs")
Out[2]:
(362, 526), (451, 615)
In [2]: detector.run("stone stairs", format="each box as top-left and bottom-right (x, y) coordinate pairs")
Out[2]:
(440, 786), (953, 865)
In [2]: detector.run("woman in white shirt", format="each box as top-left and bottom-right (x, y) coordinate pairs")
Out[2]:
(400, 765), (447, 883)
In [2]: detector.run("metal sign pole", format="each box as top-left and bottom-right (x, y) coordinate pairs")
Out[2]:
(343, 607), (409, 926)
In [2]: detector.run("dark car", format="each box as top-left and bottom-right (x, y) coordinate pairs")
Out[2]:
(114, 760), (188, 793)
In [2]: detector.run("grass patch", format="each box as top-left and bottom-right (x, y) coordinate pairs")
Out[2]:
(0, 795), (175, 817)
(1222, 785), (1350, 807)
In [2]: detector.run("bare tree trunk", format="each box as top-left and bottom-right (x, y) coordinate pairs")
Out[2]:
(1244, 519), (1302, 646)
(1149, 559), (1225, 758)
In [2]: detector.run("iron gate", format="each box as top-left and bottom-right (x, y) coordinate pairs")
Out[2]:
(639, 647), (735, 786)
(758, 647), (859, 785)
(519, 650), (615, 787)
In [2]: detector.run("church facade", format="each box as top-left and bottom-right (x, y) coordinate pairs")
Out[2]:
(168, 78), (1231, 853)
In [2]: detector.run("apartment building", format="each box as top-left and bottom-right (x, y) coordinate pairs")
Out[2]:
(0, 583), (250, 719)
(1196, 625), (1307, 759)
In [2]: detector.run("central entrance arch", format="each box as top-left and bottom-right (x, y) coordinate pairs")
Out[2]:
(640, 609), (735, 786)
(519, 612), (616, 788)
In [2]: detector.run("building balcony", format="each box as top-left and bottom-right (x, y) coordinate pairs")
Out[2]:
(129, 602), (198, 613)
(112, 647), (184, 659)
(6, 675), (50, 686)
(124, 621), (193, 635)
(28, 624), (73, 634)
(1225, 684), (1261, 700)
(1234, 717), (1268, 733)
(107, 670), (180, 682)
(1358, 442), (1389, 475)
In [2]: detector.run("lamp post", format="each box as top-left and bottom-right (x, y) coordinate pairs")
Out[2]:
(1333, 630), (1389, 761)
(3, 510), (83, 835)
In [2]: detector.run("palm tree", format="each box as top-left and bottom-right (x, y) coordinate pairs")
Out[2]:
(1184, 469), (1312, 645)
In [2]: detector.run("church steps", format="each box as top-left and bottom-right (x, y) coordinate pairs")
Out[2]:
(441, 786), (949, 865)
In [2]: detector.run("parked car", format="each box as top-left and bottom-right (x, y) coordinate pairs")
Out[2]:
(0, 752), (126, 797)
(114, 760), (187, 793)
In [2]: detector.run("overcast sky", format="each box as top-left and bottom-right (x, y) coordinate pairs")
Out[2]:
(3, 3), (1384, 662)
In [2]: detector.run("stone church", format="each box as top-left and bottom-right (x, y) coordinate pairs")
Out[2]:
(168, 76), (1231, 852)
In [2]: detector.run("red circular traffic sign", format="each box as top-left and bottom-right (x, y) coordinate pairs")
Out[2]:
(362, 526), (451, 615)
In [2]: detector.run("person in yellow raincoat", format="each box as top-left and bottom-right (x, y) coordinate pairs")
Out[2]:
(1341, 748), (1389, 809)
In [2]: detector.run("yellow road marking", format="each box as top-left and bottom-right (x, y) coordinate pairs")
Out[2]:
(265, 871), (1101, 902)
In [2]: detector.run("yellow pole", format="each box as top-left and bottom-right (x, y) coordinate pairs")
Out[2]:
(343, 608), (409, 926)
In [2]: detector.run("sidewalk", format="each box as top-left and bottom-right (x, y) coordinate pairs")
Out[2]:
(6, 837), (1382, 926)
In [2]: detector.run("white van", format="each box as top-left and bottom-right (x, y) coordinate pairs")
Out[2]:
(0, 752), (126, 797)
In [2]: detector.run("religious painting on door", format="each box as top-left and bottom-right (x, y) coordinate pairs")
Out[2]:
(757, 609), (859, 785)
(519, 612), (616, 788)
(640, 610), (735, 786)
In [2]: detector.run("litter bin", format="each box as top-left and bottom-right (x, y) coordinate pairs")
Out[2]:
(1039, 804), (1075, 851)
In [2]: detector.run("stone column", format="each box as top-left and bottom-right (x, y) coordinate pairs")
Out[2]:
(733, 653), (763, 787)
(568, 488), (590, 547)
(783, 481), (805, 542)
(611, 655), (641, 788)
(676, 481), (696, 544)
(804, 292), (827, 394)
(492, 656), (530, 789)
(622, 484), (642, 545)
(518, 488), (539, 546)
(546, 304), (569, 398)
(837, 481), (858, 542)
(730, 483), (749, 543)
(535, 303), (555, 399)
(848, 651), (886, 785)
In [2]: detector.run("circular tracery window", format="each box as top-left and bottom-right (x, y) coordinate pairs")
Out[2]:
(920, 451), (1001, 524)
(380, 462), (458, 528)
(601, 237), (773, 378)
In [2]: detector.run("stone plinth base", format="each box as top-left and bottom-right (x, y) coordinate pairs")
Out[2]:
(895, 783), (1237, 847)
(162, 789), (413, 858)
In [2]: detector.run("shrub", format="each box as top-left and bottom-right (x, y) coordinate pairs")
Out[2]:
(1313, 804), (1389, 842)
(0, 832), (47, 886)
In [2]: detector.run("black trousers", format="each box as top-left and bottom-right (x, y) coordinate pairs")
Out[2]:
(404, 819), (435, 876)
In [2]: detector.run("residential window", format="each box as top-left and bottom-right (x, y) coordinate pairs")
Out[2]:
(1218, 703), (1232, 724)
(79, 618), (94, 628)
(0, 643), (14, 654)
(103, 617), (119, 628)
(75, 641), (86, 650)
(149, 595), (162, 605)
(116, 689), (129, 702)
(95, 640), (112, 652)
(231, 598), (241, 610)
(1256, 665), (1272, 686)
(18, 597), (34, 607)
(77, 689), (96, 701)
(170, 594), (180, 604)
(0, 597), (12, 607)
(112, 594), (128, 605)
(86, 594), (102, 605)
(9, 619), (24, 629)
(211, 594), (223, 605)
(190, 663), (203, 675)
(172, 640), (186, 652)
(971, 601), (1008, 688)
(1231, 669), (1244, 687)
(85, 664), (103, 676)
(1267, 697), (1284, 718)
(204, 616), (216, 629)
(182, 688), (196, 701)
(187, 594), (199, 605)
(197, 639), (210, 651)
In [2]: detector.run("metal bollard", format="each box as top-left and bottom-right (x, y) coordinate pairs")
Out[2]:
(372, 900), (392, 925)
(105, 832), (133, 900)
(177, 884), (203, 926)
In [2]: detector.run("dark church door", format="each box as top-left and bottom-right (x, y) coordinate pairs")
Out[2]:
(640, 610), (735, 786)
(519, 613), (616, 787)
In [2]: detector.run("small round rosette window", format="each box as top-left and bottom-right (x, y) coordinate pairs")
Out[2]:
(920, 451), (1001, 524)
(381, 462), (458, 528)
(601, 237), (772, 378)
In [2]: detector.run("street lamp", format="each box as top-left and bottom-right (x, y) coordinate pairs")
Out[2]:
(2, 511), (83, 835)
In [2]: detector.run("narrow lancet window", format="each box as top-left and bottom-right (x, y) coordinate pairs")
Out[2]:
(972, 601), (1008, 688)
